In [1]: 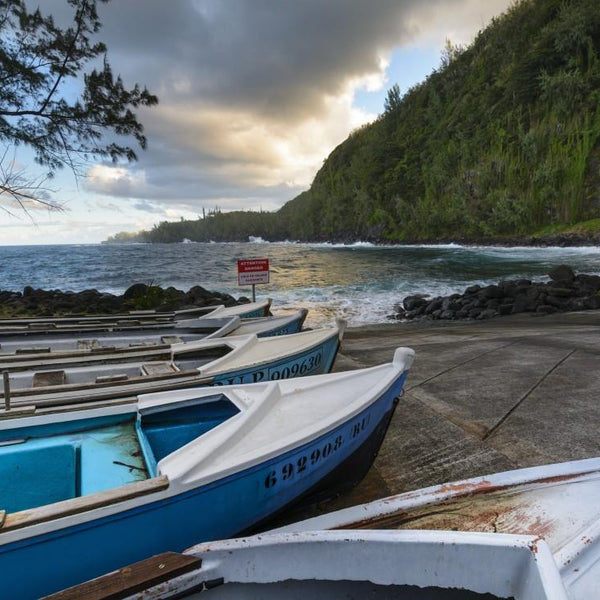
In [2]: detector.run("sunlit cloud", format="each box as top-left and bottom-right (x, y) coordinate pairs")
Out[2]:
(85, 165), (147, 197)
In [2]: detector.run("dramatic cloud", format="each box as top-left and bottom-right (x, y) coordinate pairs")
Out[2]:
(36, 1), (512, 219)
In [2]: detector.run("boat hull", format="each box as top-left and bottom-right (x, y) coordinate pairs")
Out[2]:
(0, 370), (407, 599)
(211, 334), (339, 386)
(253, 310), (307, 338)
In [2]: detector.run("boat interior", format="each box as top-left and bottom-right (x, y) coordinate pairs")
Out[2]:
(6, 344), (234, 390)
(0, 393), (240, 518)
(0, 327), (223, 353)
(186, 581), (509, 599)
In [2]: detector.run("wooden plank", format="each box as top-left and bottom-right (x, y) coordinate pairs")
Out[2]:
(77, 339), (100, 350)
(2, 476), (169, 532)
(42, 551), (203, 600)
(0, 406), (36, 420)
(15, 347), (51, 354)
(32, 370), (65, 387)
(28, 322), (56, 329)
(95, 374), (129, 384)
(161, 335), (183, 344)
(141, 362), (179, 376)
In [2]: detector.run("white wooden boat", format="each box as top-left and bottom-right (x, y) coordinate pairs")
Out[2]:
(0, 324), (344, 411)
(1, 347), (414, 599)
(53, 530), (562, 600)
(273, 458), (600, 599)
(51, 458), (600, 600)
(0, 309), (308, 355)
(0, 298), (272, 329)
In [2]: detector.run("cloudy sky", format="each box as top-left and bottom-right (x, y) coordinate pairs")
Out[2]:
(1, 0), (512, 245)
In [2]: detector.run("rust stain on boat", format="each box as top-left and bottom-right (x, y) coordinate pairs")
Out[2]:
(335, 470), (595, 533)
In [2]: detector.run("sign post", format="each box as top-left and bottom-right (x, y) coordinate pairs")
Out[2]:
(237, 258), (270, 301)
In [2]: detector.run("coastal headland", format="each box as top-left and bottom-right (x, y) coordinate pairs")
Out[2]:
(280, 308), (600, 523)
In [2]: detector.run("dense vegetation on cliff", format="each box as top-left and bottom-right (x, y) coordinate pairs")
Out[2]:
(106, 0), (600, 244)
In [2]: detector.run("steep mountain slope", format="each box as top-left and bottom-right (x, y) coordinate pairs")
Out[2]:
(277, 0), (600, 242)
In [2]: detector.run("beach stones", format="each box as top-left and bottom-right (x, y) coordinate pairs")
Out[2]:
(393, 266), (600, 322)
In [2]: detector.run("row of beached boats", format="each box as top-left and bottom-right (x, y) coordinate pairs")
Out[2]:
(0, 299), (415, 599)
(1, 300), (596, 599)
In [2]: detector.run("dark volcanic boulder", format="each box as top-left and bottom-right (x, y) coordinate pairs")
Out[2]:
(123, 283), (149, 300)
(549, 265), (575, 282)
(391, 266), (600, 323)
(576, 274), (600, 292)
(403, 294), (429, 311)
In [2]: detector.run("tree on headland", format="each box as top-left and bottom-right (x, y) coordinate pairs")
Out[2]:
(383, 83), (401, 114)
(0, 0), (158, 215)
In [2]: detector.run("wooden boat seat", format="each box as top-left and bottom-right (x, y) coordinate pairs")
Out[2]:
(160, 335), (183, 344)
(90, 346), (116, 353)
(141, 362), (179, 376)
(28, 322), (56, 329)
(32, 370), (66, 387)
(15, 347), (51, 354)
(77, 339), (100, 350)
(43, 551), (202, 600)
(0, 476), (169, 533)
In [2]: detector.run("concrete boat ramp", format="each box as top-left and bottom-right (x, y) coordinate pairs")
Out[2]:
(303, 310), (600, 517)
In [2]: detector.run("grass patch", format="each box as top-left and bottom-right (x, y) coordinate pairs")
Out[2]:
(532, 218), (600, 236)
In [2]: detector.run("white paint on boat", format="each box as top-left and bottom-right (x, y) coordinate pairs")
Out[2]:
(149, 346), (414, 488)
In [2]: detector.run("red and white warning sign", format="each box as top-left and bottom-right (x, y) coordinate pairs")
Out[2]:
(237, 258), (269, 286)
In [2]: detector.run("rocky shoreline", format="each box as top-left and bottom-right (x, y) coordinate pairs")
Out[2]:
(0, 283), (248, 318)
(393, 265), (600, 322)
(270, 230), (600, 247)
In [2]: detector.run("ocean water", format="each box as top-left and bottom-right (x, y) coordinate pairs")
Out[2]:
(1, 240), (600, 327)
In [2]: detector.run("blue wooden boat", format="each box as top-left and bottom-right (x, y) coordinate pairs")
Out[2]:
(0, 324), (343, 410)
(0, 347), (415, 599)
(228, 307), (308, 338)
(0, 308), (308, 355)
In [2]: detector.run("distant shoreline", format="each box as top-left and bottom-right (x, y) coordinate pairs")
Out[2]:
(102, 231), (600, 248)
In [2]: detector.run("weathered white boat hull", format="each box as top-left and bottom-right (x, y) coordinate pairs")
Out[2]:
(275, 458), (600, 599)
(46, 530), (566, 600)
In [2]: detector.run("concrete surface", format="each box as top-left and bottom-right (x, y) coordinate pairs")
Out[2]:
(280, 310), (600, 523)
